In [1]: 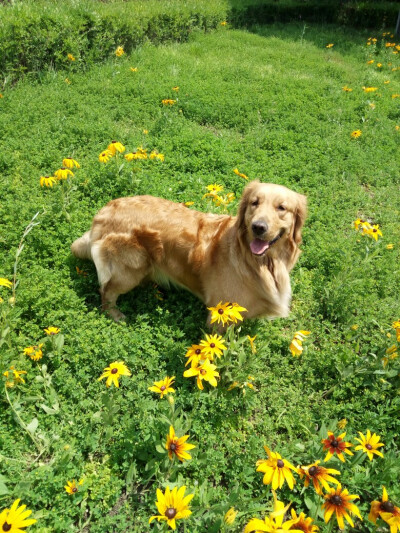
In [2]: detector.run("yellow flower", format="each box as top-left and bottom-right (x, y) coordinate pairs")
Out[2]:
(99, 149), (113, 163)
(363, 86), (378, 92)
(76, 266), (88, 276)
(256, 446), (297, 490)
(3, 366), (27, 388)
(298, 460), (340, 495)
(321, 431), (353, 462)
(149, 151), (165, 161)
(143, 129), (149, 134)
(354, 430), (384, 460)
(387, 243), (394, 249)
(0, 499), (37, 531)
(183, 359), (219, 390)
(384, 80), (390, 84)
(149, 486), (194, 530)
(148, 376), (176, 398)
(184, 344), (205, 367)
(364, 224), (382, 241)
(369, 486), (400, 524)
(172, 86), (179, 91)
(44, 327), (60, 335)
(107, 141), (125, 155)
(351, 129), (362, 139)
(383, 345), (399, 367)
(220, 21), (228, 26)
(162, 99), (176, 106)
(208, 301), (236, 326)
(326, 43), (334, 48)
(285, 509), (319, 532)
(0, 278), (12, 289)
(247, 335), (257, 353)
(62, 158), (80, 169)
(54, 167), (74, 180)
(64, 479), (84, 495)
(40, 176), (57, 187)
(67, 53), (75, 61)
(65, 78), (71, 85)
(125, 146), (147, 160)
(98, 361), (131, 388)
(342, 85), (353, 92)
(233, 168), (249, 180)
(392, 94), (400, 98)
(165, 426), (196, 462)
(337, 418), (348, 429)
(115, 46), (124, 57)
(24, 344), (44, 361)
(184, 201), (194, 206)
(323, 483), (362, 530)
(289, 330), (310, 357)
(224, 507), (238, 525)
(381, 509), (400, 532)
(245, 492), (302, 532)
(367, 60), (374, 64)
(199, 334), (227, 360)
(130, 67), (138, 72)
(377, 63), (382, 68)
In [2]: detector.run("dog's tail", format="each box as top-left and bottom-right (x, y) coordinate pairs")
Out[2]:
(71, 231), (92, 260)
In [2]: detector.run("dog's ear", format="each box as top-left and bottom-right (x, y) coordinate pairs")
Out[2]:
(237, 180), (260, 228)
(292, 193), (307, 244)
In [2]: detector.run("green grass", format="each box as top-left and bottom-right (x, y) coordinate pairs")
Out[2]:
(0, 21), (400, 532)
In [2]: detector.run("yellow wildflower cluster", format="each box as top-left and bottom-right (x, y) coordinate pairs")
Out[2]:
(289, 330), (310, 356)
(23, 344), (44, 362)
(203, 184), (235, 208)
(3, 366), (27, 388)
(353, 218), (383, 241)
(99, 141), (164, 163)
(40, 157), (80, 188)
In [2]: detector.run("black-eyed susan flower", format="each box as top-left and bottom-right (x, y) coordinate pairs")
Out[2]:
(183, 359), (219, 390)
(40, 176), (57, 187)
(392, 320), (400, 342)
(298, 460), (340, 495)
(23, 344), (44, 362)
(367, 60), (375, 64)
(321, 431), (353, 462)
(199, 334), (227, 360)
(44, 327), (60, 336)
(99, 149), (113, 163)
(323, 483), (362, 530)
(165, 426), (196, 462)
(369, 486), (399, 525)
(205, 183), (224, 195)
(67, 53), (75, 61)
(220, 21), (228, 26)
(184, 201), (194, 207)
(382, 511), (400, 532)
(226, 303), (247, 323)
(149, 486), (193, 530)
(115, 46), (124, 57)
(161, 99), (176, 106)
(285, 509), (319, 532)
(0, 278), (12, 289)
(326, 43), (334, 48)
(98, 361), (131, 388)
(342, 85), (353, 92)
(224, 507), (238, 525)
(0, 498), (37, 531)
(351, 129), (362, 139)
(208, 302), (235, 326)
(149, 151), (165, 161)
(148, 376), (175, 398)
(365, 224), (383, 241)
(130, 67), (138, 72)
(354, 430), (384, 460)
(337, 418), (348, 429)
(172, 86), (179, 91)
(3, 366), (27, 388)
(383, 345), (398, 367)
(75, 266), (88, 277)
(363, 86), (378, 92)
(256, 446), (297, 490)
(244, 494), (301, 532)
(64, 479), (84, 495)
(107, 141), (125, 155)
(289, 330), (310, 356)
(233, 168), (249, 180)
(184, 345), (205, 367)
(247, 335), (257, 353)
(54, 167), (74, 180)
(62, 158), (80, 169)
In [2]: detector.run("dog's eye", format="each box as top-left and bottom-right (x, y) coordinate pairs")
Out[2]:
(277, 205), (286, 211)
(251, 199), (259, 207)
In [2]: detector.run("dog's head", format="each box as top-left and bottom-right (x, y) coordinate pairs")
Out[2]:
(237, 181), (307, 266)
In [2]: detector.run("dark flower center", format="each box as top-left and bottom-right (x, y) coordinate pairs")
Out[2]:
(200, 369), (206, 375)
(170, 443), (177, 451)
(330, 495), (343, 506)
(165, 508), (177, 519)
(61, 167), (66, 170)
(111, 368), (118, 374)
(381, 501), (395, 513)
(308, 466), (319, 476)
(2, 523), (12, 532)
(331, 440), (339, 448)
(112, 140), (116, 143)
(160, 385), (166, 391)
(72, 487), (78, 493)
(366, 444), (373, 450)
(277, 459), (284, 468)
(210, 343), (215, 348)
(195, 349), (201, 355)
(218, 309), (224, 314)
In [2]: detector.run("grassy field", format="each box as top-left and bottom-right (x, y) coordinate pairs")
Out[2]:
(1, 20), (400, 532)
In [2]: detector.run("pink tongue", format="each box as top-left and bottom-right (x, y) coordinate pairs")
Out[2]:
(250, 239), (270, 255)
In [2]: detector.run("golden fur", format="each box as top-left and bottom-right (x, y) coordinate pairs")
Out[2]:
(71, 181), (307, 323)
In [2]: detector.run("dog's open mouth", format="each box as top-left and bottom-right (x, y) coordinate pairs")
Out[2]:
(250, 231), (283, 256)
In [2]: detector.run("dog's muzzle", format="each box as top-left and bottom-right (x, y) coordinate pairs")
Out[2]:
(250, 230), (284, 255)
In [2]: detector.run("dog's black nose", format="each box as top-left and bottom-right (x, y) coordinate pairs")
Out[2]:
(251, 221), (268, 236)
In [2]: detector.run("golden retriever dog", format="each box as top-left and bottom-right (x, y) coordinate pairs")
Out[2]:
(71, 181), (306, 324)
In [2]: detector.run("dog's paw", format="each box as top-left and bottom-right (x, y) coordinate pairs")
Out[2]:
(107, 308), (127, 322)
